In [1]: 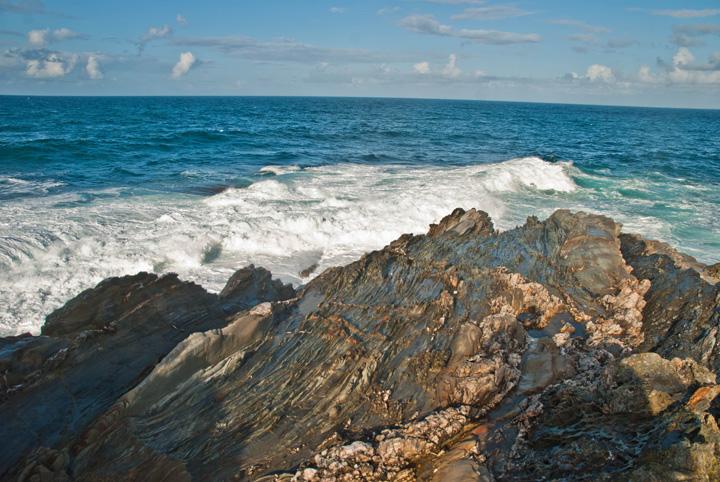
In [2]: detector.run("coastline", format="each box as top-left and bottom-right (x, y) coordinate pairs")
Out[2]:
(2, 208), (719, 480)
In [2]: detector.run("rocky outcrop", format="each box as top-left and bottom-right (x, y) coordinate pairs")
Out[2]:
(1, 208), (719, 481)
(0, 267), (294, 479)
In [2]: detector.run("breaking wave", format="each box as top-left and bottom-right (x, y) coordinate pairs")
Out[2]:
(0, 156), (678, 335)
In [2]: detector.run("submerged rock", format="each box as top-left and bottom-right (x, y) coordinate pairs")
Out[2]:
(1, 208), (719, 481)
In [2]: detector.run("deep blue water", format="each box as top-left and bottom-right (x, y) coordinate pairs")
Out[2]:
(1, 96), (719, 334)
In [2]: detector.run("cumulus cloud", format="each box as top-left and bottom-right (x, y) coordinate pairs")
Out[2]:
(635, 48), (720, 85)
(27, 29), (47, 46)
(52, 28), (77, 40)
(329, 6), (345, 14)
(409, 54), (476, 80)
(25, 51), (77, 78)
(171, 51), (196, 78)
(637, 65), (656, 83)
(145, 25), (171, 40)
(413, 60), (430, 74)
(667, 48), (720, 84)
(651, 9), (720, 19)
(27, 27), (80, 47)
(673, 47), (694, 67)
(400, 14), (540, 44)
(442, 53), (461, 78)
(586, 64), (615, 83)
(176, 14), (187, 26)
(85, 54), (102, 79)
(452, 5), (531, 21)
(137, 25), (172, 54)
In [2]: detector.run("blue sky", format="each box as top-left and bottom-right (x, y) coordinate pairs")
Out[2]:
(1, 0), (719, 107)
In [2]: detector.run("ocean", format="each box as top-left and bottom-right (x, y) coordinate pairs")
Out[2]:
(1, 96), (718, 335)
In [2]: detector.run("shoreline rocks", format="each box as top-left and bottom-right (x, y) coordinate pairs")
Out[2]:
(1, 208), (719, 481)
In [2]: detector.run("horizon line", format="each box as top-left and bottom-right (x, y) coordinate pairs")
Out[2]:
(1, 93), (718, 112)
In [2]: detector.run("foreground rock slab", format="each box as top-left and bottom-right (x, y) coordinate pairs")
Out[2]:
(0, 266), (294, 479)
(2, 208), (719, 481)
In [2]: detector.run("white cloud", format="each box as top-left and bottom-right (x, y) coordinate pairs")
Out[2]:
(138, 25), (172, 54)
(171, 51), (196, 78)
(26, 52), (77, 78)
(638, 65), (656, 83)
(652, 9), (720, 19)
(144, 25), (171, 41)
(413, 61), (430, 74)
(27, 28), (80, 47)
(586, 64), (615, 82)
(52, 28), (78, 40)
(400, 14), (540, 44)
(668, 67), (720, 84)
(27, 29), (47, 47)
(673, 47), (694, 66)
(329, 6), (345, 14)
(176, 14), (187, 26)
(442, 53), (461, 78)
(86, 54), (103, 79)
(667, 48), (720, 84)
(632, 48), (720, 85)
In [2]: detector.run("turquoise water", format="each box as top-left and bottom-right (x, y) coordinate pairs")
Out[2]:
(1, 96), (718, 334)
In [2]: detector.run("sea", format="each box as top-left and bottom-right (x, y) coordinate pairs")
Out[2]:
(1, 96), (719, 335)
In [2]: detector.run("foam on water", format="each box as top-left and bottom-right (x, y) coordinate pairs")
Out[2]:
(1, 156), (717, 336)
(0, 176), (65, 198)
(259, 165), (302, 176)
(0, 156), (581, 335)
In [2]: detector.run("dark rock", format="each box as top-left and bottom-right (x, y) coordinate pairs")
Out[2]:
(300, 263), (319, 278)
(620, 233), (720, 371)
(0, 266), (294, 478)
(2, 209), (719, 481)
(219, 264), (295, 307)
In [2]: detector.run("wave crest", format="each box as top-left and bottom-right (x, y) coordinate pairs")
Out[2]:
(0, 157), (577, 335)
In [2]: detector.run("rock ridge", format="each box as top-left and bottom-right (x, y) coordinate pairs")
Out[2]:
(1, 208), (718, 481)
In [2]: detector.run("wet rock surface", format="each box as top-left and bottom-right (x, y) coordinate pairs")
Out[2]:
(1, 208), (719, 481)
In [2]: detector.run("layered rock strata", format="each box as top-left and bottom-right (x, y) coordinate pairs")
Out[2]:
(1, 209), (718, 481)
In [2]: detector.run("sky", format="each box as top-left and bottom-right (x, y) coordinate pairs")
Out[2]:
(1, 0), (720, 108)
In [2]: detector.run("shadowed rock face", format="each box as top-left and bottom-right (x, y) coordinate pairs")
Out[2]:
(2, 209), (719, 481)
(0, 266), (294, 479)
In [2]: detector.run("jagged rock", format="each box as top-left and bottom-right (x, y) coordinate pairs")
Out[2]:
(620, 233), (720, 371)
(219, 264), (296, 308)
(427, 208), (494, 238)
(2, 208), (719, 481)
(0, 267), (294, 478)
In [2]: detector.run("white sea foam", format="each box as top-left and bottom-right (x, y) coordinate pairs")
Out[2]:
(0, 176), (65, 196)
(2, 156), (706, 336)
(259, 165), (302, 175)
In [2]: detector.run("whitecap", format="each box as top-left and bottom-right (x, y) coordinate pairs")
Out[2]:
(259, 165), (302, 176)
(2, 156), (715, 337)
